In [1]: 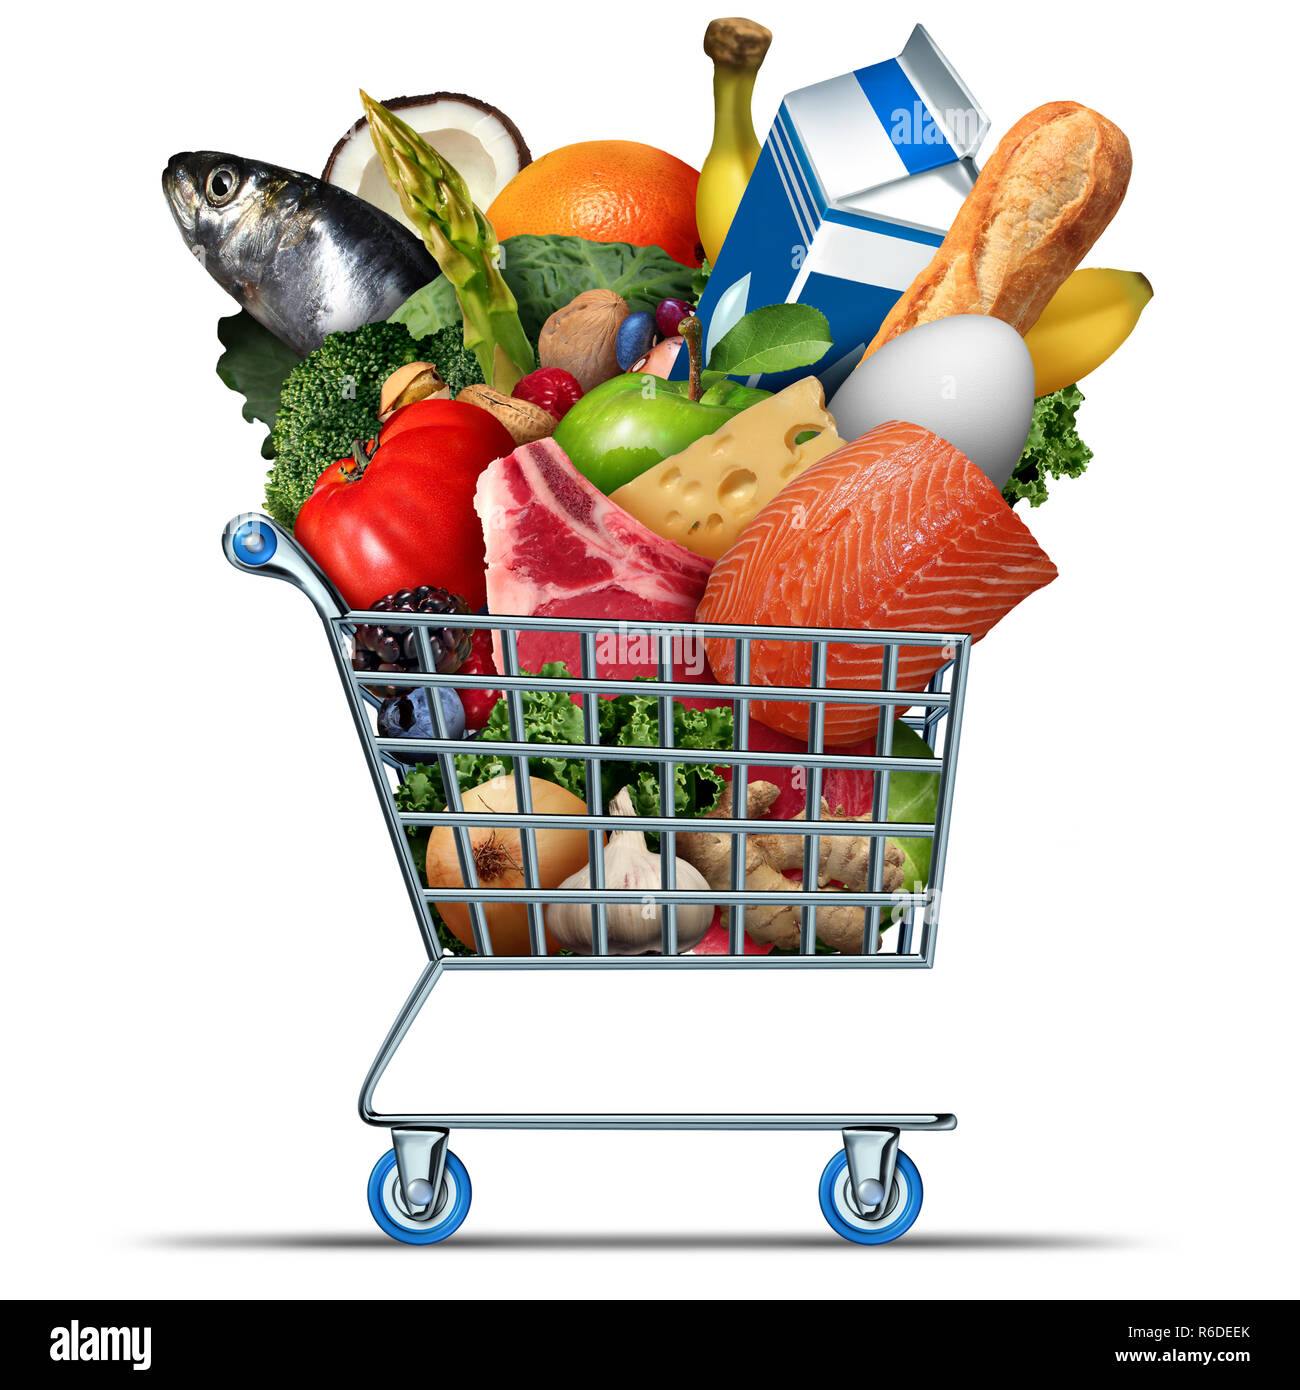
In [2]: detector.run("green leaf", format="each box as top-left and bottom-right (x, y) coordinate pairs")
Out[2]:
(592, 687), (734, 828)
(502, 235), (696, 339)
(458, 661), (585, 796)
(706, 303), (832, 378)
(885, 721), (940, 894)
(215, 311), (302, 459)
(397, 664), (735, 853)
(1003, 384), (1093, 508)
(388, 275), (462, 339)
(390, 234), (697, 344)
(391, 766), (470, 954)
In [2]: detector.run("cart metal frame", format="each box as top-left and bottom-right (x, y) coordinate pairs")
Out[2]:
(224, 513), (971, 1241)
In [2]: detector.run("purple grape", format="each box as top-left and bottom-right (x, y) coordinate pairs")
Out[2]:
(656, 298), (694, 339)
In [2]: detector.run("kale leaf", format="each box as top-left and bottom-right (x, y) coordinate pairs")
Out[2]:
(1003, 385), (1093, 508)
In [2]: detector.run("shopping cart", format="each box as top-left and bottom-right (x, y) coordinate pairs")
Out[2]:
(224, 512), (971, 1245)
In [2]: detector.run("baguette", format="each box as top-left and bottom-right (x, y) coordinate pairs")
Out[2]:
(863, 101), (1132, 358)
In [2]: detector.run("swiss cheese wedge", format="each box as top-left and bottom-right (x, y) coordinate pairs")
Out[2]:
(609, 378), (844, 561)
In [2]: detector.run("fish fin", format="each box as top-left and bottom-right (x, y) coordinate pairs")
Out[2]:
(275, 207), (316, 251)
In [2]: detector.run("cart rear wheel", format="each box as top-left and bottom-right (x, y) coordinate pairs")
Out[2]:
(367, 1148), (471, 1244)
(818, 1148), (922, 1245)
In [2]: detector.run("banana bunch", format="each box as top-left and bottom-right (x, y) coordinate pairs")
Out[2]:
(697, 17), (772, 267)
(1025, 269), (1153, 397)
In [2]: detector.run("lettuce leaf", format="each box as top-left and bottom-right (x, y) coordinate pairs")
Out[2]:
(394, 663), (734, 849)
(1003, 384), (1093, 508)
(597, 690), (732, 824)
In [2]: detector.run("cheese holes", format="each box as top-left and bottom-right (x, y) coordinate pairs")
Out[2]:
(719, 468), (758, 509)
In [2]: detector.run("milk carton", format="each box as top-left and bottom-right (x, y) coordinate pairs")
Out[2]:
(686, 25), (988, 396)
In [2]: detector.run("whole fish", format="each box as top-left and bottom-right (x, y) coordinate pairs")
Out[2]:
(162, 151), (438, 355)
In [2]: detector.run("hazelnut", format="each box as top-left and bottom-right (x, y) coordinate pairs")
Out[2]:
(538, 288), (629, 392)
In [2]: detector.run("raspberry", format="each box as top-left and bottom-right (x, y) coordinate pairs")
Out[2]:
(459, 627), (503, 729)
(513, 368), (584, 421)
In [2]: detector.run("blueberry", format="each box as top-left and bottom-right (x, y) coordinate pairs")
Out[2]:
(615, 311), (659, 371)
(377, 686), (466, 763)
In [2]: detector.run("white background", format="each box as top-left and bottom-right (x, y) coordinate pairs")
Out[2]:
(2, 0), (1296, 1301)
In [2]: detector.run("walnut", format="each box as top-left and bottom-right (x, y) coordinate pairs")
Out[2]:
(538, 288), (629, 392)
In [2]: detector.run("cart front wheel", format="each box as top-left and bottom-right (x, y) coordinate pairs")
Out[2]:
(367, 1148), (471, 1245)
(818, 1148), (922, 1245)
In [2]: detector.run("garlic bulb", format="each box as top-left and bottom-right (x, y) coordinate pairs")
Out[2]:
(546, 788), (715, 954)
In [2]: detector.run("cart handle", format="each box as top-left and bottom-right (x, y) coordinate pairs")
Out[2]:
(222, 513), (346, 621)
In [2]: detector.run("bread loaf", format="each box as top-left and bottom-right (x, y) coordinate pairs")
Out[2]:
(863, 102), (1132, 358)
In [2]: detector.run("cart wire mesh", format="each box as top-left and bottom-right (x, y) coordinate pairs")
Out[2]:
(333, 607), (970, 969)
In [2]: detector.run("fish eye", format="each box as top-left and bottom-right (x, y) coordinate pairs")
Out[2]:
(205, 165), (239, 206)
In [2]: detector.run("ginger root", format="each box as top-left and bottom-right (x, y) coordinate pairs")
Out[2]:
(677, 781), (905, 953)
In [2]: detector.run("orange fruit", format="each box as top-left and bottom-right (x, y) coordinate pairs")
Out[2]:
(487, 141), (703, 267)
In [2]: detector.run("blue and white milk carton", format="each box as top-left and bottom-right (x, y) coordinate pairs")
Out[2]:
(687, 25), (989, 396)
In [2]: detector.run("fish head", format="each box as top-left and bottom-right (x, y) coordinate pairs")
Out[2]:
(162, 151), (316, 289)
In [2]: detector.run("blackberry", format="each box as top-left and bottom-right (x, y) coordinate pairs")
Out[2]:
(352, 587), (472, 692)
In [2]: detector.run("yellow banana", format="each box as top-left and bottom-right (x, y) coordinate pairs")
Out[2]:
(1025, 268), (1153, 397)
(697, 17), (772, 267)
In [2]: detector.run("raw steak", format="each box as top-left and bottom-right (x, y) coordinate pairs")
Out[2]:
(474, 438), (716, 690)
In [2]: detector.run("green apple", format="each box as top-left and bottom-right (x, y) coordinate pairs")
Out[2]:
(553, 375), (766, 494)
(698, 378), (771, 410)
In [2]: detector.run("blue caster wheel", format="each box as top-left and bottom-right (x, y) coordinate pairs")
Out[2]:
(818, 1149), (923, 1245)
(367, 1149), (472, 1244)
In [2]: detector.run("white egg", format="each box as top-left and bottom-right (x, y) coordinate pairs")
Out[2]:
(827, 315), (1035, 491)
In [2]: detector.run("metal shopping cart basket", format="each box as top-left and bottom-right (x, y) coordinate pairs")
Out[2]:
(224, 513), (971, 1245)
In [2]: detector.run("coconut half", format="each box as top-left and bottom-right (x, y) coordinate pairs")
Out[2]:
(325, 92), (530, 233)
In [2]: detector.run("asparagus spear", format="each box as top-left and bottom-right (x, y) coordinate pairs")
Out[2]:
(360, 90), (535, 394)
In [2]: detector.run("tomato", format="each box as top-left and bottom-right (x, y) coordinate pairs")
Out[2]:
(295, 398), (514, 611)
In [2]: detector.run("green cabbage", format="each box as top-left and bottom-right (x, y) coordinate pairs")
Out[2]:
(391, 234), (697, 343)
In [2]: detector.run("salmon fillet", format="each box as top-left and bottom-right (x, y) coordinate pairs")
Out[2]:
(697, 420), (1058, 745)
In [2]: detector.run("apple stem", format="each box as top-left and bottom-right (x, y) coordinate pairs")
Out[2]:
(680, 314), (703, 402)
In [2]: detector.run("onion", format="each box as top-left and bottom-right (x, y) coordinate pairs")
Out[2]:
(425, 774), (595, 955)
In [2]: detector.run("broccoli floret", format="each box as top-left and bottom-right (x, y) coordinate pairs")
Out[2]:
(265, 321), (482, 528)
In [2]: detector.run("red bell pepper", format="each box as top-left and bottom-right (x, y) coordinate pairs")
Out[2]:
(295, 398), (513, 611)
